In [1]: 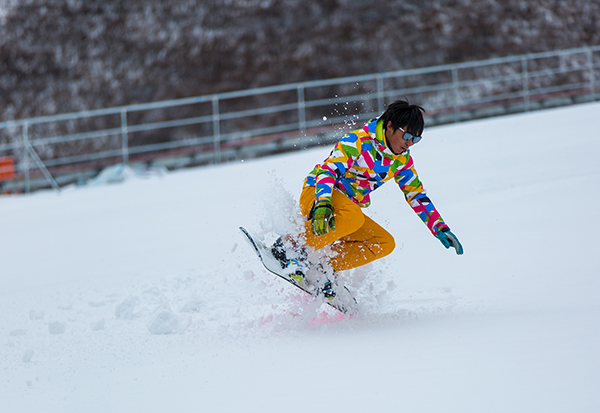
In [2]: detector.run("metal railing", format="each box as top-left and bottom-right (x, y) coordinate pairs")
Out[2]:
(1, 44), (599, 193)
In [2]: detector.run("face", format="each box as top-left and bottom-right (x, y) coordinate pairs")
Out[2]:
(385, 121), (415, 154)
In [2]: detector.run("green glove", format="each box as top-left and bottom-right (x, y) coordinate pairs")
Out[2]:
(436, 228), (464, 255)
(311, 200), (336, 236)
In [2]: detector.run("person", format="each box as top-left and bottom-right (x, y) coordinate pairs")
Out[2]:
(273, 99), (463, 298)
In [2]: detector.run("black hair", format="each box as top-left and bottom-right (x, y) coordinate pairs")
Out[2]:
(380, 99), (425, 136)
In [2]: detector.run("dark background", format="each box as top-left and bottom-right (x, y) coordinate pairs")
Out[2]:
(1, 0), (599, 121)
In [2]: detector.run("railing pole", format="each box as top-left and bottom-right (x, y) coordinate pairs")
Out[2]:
(452, 67), (460, 123)
(376, 75), (385, 112)
(297, 85), (306, 135)
(522, 57), (530, 111)
(23, 122), (30, 193)
(120, 109), (129, 165)
(25, 144), (61, 192)
(212, 96), (221, 164)
(588, 48), (596, 102)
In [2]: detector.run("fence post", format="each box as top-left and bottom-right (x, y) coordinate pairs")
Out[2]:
(522, 57), (530, 111)
(120, 109), (129, 165)
(376, 75), (385, 112)
(20, 120), (61, 193)
(212, 95), (221, 164)
(25, 143), (61, 192)
(452, 67), (460, 123)
(297, 85), (306, 135)
(22, 121), (30, 193)
(588, 48), (596, 102)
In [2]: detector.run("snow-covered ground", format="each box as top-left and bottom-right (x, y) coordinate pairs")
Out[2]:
(1, 102), (599, 412)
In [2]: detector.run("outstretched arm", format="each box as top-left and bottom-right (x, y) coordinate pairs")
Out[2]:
(395, 156), (463, 254)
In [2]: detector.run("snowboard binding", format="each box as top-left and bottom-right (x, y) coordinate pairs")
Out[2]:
(271, 237), (336, 299)
(271, 237), (309, 282)
(321, 280), (336, 300)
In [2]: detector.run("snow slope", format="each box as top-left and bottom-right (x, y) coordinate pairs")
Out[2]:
(1, 102), (599, 412)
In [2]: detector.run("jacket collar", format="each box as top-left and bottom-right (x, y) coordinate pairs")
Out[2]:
(369, 117), (410, 157)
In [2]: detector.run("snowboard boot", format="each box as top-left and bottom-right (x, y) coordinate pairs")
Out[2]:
(286, 259), (308, 283)
(271, 237), (308, 283)
(321, 280), (336, 300)
(271, 237), (288, 266)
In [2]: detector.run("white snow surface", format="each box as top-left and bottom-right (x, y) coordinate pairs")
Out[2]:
(2, 103), (600, 412)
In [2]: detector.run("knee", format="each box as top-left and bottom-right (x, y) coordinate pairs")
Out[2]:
(337, 206), (365, 234)
(380, 234), (395, 257)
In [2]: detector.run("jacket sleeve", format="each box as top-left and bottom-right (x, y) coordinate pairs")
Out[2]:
(394, 155), (449, 236)
(313, 131), (362, 205)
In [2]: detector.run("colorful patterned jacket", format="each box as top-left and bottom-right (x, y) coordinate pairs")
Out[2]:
(303, 117), (449, 236)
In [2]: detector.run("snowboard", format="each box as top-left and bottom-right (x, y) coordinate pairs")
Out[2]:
(239, 227), (358, 316)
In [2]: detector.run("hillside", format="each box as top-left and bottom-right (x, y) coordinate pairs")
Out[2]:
(1, 0), (599, 122)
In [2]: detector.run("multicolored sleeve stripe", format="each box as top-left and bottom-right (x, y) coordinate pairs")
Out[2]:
(395, 155), (449, 236)
(314, 130), (364, 204)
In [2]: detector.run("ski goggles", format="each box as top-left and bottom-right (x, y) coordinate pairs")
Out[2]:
(398, 126), (422, 144)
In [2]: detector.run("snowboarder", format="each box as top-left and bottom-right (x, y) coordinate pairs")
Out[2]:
(273, 99), (463, 298)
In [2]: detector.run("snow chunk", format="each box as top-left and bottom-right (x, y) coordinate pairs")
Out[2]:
(29, 310), (45, 320)
(22, 349), (34, 363)
(115, 297), (138, 319)
(85, 163), (166, 186)
(90, 319), (106, 331)
(180, 296), (203, 313)
(48, 322), (67, 335)
(147, 304), (190, 335)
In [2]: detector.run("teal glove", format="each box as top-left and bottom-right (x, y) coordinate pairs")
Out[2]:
(311, 200), (336, 236)
(436, 228), (464, 255)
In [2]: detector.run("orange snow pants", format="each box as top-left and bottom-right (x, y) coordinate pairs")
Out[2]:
(299, 185), (395, 271)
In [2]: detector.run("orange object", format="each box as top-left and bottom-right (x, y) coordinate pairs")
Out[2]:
(299, 185), (395, 272)
(0, 156), (15, 181)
